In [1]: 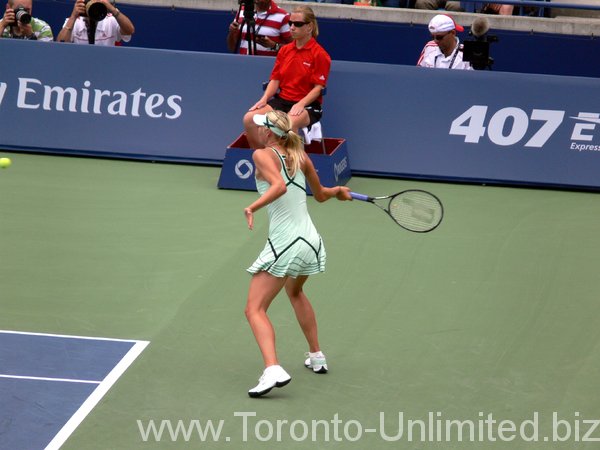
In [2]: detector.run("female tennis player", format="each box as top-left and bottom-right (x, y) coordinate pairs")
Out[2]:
(244, 110), (351, 397)
(243, 5), (330, 149)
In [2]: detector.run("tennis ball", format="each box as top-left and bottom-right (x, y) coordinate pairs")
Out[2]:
(0, 157), (11, 169)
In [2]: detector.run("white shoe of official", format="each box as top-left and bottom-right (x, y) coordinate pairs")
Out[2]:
(248, 365), (292, 398)
(304, 351), (328, 374)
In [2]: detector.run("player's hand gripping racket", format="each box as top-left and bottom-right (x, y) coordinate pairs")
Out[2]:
(351, 190), (444, 233)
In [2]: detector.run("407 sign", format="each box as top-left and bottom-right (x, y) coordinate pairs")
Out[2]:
(449, 106), (600, 148)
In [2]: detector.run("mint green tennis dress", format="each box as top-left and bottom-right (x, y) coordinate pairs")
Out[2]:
(247, 149), (326, 278)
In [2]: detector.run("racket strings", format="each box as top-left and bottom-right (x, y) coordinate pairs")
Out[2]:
(388, 191), (443, 232)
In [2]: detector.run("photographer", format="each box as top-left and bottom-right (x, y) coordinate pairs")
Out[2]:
(0, 0), (53, 41)
(227, 0), (292, 56)
(417, 14), (473, 70)
(57, 0), (134, 46)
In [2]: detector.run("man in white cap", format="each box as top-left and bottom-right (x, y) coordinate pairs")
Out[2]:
(415, 0), (462, 12)
(417, 14), (473, 70)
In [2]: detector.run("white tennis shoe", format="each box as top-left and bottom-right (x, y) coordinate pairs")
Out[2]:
(304, 351), (328, 374)
(248, 365), (292, 398)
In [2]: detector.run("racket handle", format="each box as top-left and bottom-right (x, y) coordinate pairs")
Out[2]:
(350, 192), (370, 202)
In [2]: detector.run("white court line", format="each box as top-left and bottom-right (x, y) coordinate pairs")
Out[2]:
(0, 374), (100, 384)
(44, 339), (150, 450)
(0, 330), (150, 450)
(0, 329), (140, 343)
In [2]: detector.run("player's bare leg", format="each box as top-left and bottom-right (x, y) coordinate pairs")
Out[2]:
(285, 275), (320, 352)
(286, 275), (328, 373)
(245, 271), (288, 367)
(245, 271), (293, 397)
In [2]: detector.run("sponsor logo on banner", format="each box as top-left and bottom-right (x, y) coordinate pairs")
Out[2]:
(334, 156), (348, 182)
(0, 82), (7, 107)
(449, 106), (600, 153)
(0, 77), (183, 119)
(569, 113), (600, 152)
(235, 159), (254, 179)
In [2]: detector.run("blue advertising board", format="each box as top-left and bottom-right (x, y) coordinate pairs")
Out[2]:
(2, 39), (600, 190)
(0, 39), (272, 164)
(324, 63), (600, 190)
(218, 134), (351, 191)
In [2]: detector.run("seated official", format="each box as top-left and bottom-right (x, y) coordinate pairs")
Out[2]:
(0, 0), (53, 41)
(417, 14), (473, 70)
(243, 6), (331, 149)
(57, 0), (134, 46)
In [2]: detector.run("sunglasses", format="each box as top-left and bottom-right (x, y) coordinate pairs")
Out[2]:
(289, 21), (309, 28)
(432, 33), (450, 41)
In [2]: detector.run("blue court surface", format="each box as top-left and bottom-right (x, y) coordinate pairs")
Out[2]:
(0, 330), (149, 450)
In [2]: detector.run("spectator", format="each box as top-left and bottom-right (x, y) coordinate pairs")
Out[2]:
(415, 0), (463, 12)
(482, 3), (514, 15)
(0, 0), (53, 41)
(417, 14), (473, 70)
(243, 5), (331, 149)
(227, 0), (292, 56)
(57, 0), (134, 45)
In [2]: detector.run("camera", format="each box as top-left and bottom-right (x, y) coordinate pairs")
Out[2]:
(13, 6), (32, 25)
(84, 0), (108, 21)
(462, 40), (492, 70)
(462, 17), (498, 70)
(240, 0), (255, 24)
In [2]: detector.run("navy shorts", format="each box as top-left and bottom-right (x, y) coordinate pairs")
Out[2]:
(267, 95), (323, 127)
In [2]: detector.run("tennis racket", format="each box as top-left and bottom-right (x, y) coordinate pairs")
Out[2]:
(351, 190), (444, 233)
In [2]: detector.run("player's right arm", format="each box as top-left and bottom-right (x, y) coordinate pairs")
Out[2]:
(244, 149), (287, 230)
(302, 153), (351, 203)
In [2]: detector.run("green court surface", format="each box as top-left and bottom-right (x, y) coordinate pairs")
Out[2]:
(1, 152), (599, 449)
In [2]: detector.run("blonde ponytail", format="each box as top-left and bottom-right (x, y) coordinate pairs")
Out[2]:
(265, 110), (305, 177)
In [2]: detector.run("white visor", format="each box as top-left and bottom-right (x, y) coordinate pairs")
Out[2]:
(253, 113), (288, 137)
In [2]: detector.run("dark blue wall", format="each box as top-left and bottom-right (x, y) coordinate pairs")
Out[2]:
(3, 38), (600, 190)
(34, 0), (599, 78)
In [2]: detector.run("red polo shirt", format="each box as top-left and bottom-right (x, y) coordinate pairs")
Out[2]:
(270, 38), (331, 104)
